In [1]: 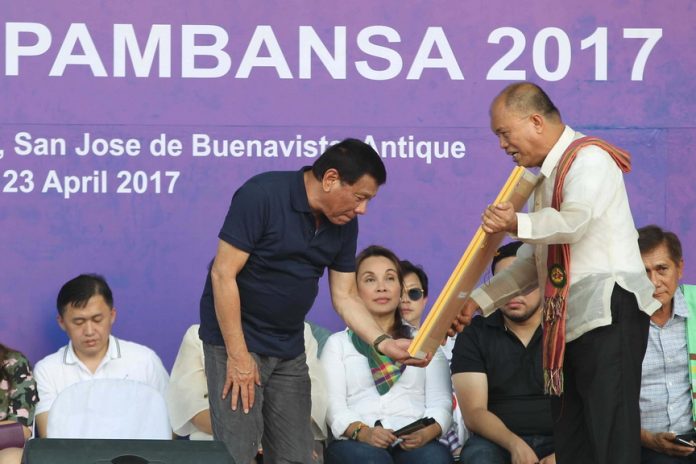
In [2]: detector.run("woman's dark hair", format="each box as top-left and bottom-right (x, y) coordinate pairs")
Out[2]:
(0, 343), (16, 388)
(355, 245), (412, 339)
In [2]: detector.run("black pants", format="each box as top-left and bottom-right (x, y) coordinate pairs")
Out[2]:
(551, 284), (650, 464)
(642, 447), (696, 463)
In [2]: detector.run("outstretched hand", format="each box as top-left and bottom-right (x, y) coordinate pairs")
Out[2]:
(380, 338), (431, 367)
(447, 298), (480, 337)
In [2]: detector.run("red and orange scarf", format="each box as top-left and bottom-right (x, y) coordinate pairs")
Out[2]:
(543, 136), (631, 396)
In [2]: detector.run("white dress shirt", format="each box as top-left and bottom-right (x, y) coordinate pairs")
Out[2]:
(472, 126), (659, 341)
(320, 329), (452, 440)
(166, 325), (212, 440)
(34, 335), (169, 416)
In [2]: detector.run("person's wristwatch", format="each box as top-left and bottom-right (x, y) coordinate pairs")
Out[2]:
(372, 333), (393, 356)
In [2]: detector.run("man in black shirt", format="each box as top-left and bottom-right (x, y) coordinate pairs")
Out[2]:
(451, 242), (555, 464)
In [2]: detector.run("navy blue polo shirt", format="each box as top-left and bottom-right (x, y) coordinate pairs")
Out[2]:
(450, 311), (553, 436)
(199, 168), (358, 358)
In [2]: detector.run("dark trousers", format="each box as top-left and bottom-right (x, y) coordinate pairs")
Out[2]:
(551, 284), (650, 464)
(459, 433), (554, 463)
(642, 448), (696, 463)
(204, 343), (314, 464)
(325, 439), (454, 464)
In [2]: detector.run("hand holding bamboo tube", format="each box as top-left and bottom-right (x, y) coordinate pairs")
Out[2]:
(407, 167), (539, 359)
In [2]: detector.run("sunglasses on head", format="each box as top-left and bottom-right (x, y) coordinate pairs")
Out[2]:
(405, 288), (424, 301)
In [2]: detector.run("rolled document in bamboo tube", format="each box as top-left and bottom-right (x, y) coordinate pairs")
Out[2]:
(408, 167), (539, 359)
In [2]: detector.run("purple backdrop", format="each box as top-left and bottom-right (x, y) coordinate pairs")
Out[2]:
(1, 0), (694, 369)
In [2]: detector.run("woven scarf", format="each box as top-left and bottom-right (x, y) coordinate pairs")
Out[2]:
(348, 330), (406, 395)
(681, 284), (696, 426)
(543, 136), (631, 396)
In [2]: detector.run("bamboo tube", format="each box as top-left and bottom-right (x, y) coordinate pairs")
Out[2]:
(408, 167), (538, 359)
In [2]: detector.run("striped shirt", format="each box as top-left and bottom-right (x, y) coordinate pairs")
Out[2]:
(640, 288), (693, 434)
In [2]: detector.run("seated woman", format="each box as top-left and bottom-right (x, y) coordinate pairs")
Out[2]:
(0, 343), (38, 464)
(321, 245), (453, 464)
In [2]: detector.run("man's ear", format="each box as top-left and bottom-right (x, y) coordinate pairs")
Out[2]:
(321, 168), (340, 192)
(531, 113), (545, 134)
(678, 259), (684, 280)
(110, 307), (117, 324)
(57, 314), (66, 332)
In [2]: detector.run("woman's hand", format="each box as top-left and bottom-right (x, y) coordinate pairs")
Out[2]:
(359, 425), (398, 449)
(399, 423), (441, 450)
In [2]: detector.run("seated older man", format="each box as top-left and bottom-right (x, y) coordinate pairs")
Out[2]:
(638, 225), (696, 463)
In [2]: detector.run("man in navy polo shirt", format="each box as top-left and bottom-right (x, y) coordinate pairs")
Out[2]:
(199, 138), (419, 464)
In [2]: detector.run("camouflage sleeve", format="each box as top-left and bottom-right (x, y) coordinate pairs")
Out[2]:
(3, 352), (39, 427)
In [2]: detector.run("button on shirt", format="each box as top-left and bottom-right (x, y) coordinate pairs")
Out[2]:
(640, 288), (693, 434)
(471, 126), (659, 342)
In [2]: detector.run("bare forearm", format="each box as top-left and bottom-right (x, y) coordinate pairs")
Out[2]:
(190, 410), (213, 435)
(35, 413), (47, 438)
(333, 293), (383, 344)
(641, 428), (653, 447)
(211, 270), (247, 355)
(464, 408), (524, 451)
(422, 422), (442, 442)
(343, 421), (365, 439)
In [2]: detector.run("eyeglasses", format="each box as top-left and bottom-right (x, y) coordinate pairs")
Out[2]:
(405, 288), (424, 301)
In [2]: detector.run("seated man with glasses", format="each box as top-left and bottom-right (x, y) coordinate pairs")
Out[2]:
(398, 261), (429, 329)
(450, 241), (555, 464)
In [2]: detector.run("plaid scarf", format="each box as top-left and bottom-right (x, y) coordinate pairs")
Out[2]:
(349, 330), (406, 395)
(681, 285), (696, 427)
(544, 136), (631, 396)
